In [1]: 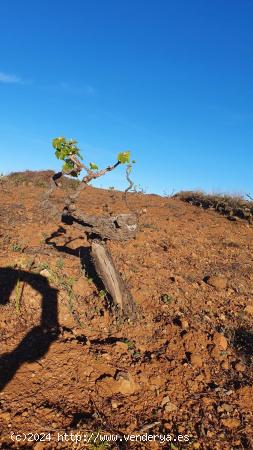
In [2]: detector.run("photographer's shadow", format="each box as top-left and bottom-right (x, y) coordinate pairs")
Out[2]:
(0, 268), (59, 390)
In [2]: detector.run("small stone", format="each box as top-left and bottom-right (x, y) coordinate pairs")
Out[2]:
(244, 305), (253, 315)
(221, 418), (240, 429)
(190, 354), (203, 368)
(161, 395), (170, 407)
(205, 275), (227, 289)
(212, 332), (228, 350)
(164, 402), (177, 413)
(114, 342), (129, 354)
(221, 361), (229, 370)
(235, 362), (246, 372)
(115, 373), (137, 395)
(222, 403), (233, 412)
(34, 443), (45, 450)
(40, 269), (51, 278)
(0, 412), (10, 421)
(111, 400), (119, 409)
(181, 319), (189, 329)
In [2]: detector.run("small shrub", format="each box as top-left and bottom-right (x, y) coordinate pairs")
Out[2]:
(12, 242), (23, 253)
(56, 258), (64, 270)
(161, 293), (174, 305)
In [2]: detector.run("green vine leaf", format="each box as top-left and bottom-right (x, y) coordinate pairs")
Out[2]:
(62, 160), (74, 173)
(89, 162), (99, 170)
(118, 151), (131, 164)
(52, 137), (83, 161)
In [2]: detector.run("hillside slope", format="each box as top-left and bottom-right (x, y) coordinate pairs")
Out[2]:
(0, 172), (252, 449)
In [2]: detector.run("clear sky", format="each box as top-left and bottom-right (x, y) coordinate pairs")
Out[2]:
(1, 0), (253, 195)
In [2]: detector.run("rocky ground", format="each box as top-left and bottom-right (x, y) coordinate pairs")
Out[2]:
(0, 172), (252, 449)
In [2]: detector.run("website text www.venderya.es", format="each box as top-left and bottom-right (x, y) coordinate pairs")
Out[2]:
(11, 431), (190, 445)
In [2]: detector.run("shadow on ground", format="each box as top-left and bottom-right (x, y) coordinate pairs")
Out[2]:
(232, 327), (253, 364)
(0, 268), (59, 390)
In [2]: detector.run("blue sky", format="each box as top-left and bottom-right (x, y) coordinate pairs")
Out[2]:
(1, 0), (253, 195)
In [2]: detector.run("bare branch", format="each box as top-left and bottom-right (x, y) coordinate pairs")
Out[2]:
(123, 164), (140, 219)
(65, 160), (121, 205)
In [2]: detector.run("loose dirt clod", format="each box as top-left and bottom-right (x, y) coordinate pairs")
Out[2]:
(205, 275), (228, 289)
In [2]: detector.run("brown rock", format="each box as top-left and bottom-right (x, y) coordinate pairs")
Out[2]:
(221, 360), (229, 370)
(222, 403), (233, 412)
(205, 275), (227, 289)
(115, 374), (137, 395)
(237, 386), (253, 410)
(96, 371), (138, 396)
(0, 412), (10, 421)
(181, 319), (189, 330)
(40, 269), (51, 278)
(191, 354), (203, 368)
(221, 418), (240, 429)
(114, 341), (129, 354)
(193, 443), (201, 449)
(164, 402), (177, 413)
(161, 395), (171, 407)
(212, 332), (228, 350)
(244, 305), (253, 315)
(34, 444), (45, 450)
(111, 400), (119, 409)
(210, 346), (225, 361)
(235, 362), (246, 372)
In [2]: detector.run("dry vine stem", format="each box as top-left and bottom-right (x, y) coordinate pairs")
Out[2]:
(49, 148), (139, 320)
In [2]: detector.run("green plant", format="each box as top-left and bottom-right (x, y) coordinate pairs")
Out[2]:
(125, 339), (135, 351)
(87, 432), (110, 449)
(98, 289), (107, 299)
(52, 136), (132, 183)
(12, 242), (23, 253)
(49, 136), (139, 320)
(161, 293), (174, 305)
(38, 262), (50, 271)
(56, 258), (64, 270)
(52, 137), (83, 176)
(54, 273), (75, 291)
(41, 232), (50, 243)
(52, 272), (83, 326)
